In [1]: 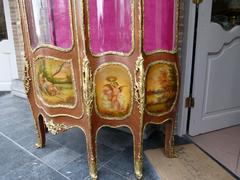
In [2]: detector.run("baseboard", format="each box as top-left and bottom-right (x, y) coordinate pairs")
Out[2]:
(11, 79), (27, 99)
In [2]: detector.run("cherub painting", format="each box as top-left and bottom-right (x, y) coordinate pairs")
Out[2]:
(102, 76), (126, 112)
(95, 64), (132, 119)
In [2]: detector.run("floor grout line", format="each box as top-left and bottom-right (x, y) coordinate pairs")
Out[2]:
(57, 154), (82, 172)
(1, 94), (161, 179)
(48, 133), (131, 166)
(104, 166), (129, 179)
(98, 145), (128, 169)
(0, 131), (71, 180)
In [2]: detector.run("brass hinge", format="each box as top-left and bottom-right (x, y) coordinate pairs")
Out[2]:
(185, 97), (195, 108)
(192, 0), (203, 5)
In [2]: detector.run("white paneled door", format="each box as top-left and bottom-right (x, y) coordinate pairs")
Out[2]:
(0, 0), (18, 91)
(189, 0), (240, 135)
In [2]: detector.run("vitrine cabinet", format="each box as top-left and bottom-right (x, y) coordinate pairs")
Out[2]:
(19, 0), (180, 179)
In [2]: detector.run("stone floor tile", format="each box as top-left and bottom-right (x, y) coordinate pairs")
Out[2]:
(0, 134), (9, 146)
(59, 143), (121, 179)
(59, 156), (89, 180)
(97, 143), (121, 165)
(0, 138), (36, 176)
(48, 128), (87, 155)
(97, 127), (133, 151)
(2, 123), (35, 142)
(0, 94), (165, 180)
(17, 135), (63, 158)
(84, 167), (128, 180)
(39, 171), (68, 180)
(141, 158), (160, 180)
(105, 146), (135, 178)
(41, 147), (81, 170)
(1, 159), (67, 180)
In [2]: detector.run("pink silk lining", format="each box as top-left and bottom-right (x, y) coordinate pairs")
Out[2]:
(88, 0), (132, 55)
(144, 0), (176, 53)
(48, 0), (72, 49)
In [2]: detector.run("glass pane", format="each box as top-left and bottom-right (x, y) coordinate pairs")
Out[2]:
(144, 0), (176, 53)
(0, 1), (8, 41)
(88, 0), (133, 55)
(212, 0), (240, 31)
(25, 0), (72, 49)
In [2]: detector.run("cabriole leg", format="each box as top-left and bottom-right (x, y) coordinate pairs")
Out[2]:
(134, 132), (143, 179)
(164, 119), (177, 158)
(86, 133), (97, 180)
(34, 115), (46, 148)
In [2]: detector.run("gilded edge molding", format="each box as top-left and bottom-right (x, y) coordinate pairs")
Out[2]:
(82, 57), (94, 118)
(134, 55), (145, 179)
(24, 57), (31, 94)
(134, 55), (145, 115)
(39, 113), (87, 137)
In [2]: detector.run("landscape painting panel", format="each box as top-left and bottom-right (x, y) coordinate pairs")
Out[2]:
(34, 57), (76, 107)
(146, 62), (178, 115)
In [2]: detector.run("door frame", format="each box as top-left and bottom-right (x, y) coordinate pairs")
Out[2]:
(0, 0), (18, 91)
(177, 0), (197, 136)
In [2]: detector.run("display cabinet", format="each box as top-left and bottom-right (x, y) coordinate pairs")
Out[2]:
(19, 0), (180, 179)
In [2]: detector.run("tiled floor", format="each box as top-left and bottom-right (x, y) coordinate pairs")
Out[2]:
(0, 93), (190, 180)
(191, 125), (240, 177)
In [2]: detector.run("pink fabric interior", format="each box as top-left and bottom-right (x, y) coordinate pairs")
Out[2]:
(88, 0), (132, 55)
(26, 0), (176, 52)
(144, 0), (176, 53)
(48, 0), (71, 49)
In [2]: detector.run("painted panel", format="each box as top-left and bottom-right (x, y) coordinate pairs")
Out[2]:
(146, 61), (178, 115)
(25, 0), (72, 50)
(88, 0), (133, 56)
(34, 57), (76, 108)
(144, 0), (176, 53)
(95, 63), (132, 119)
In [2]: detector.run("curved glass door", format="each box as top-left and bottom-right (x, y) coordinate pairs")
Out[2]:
(144, 0), (177, 54)
(25, 0), (72, 50)
(88, 0), (133, 56)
